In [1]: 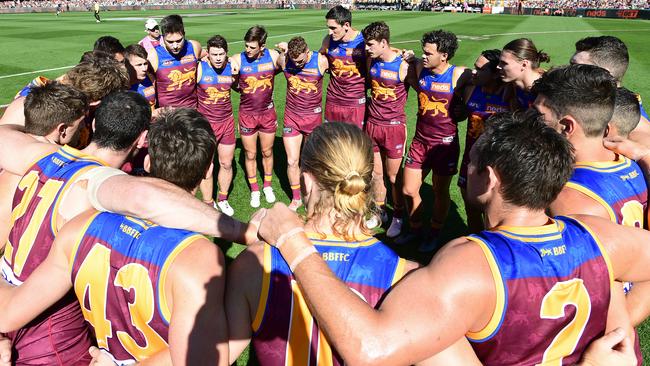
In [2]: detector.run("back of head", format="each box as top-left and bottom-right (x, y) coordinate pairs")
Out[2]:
(473, 110), (574, 210)
(24, 82), (89, 136)
(79, 50), (114, 63)
(362, 21), (390, 43)
(244, 25), (268, 45)
(124, 44), (148, 60)
(611, 87), (640, 138)
(65, 56), (130, 102)
(160, 14), (185, 36)
(301, 122), (374, 239)
(574, 36), (629, 82)
(481, 49), (502, 72)
(325, 5), (352, 26)
(532, 64), (617, 137)
(93, 36), (125, 57)
(421, 30), (458, 60)
(148, 109), (216, 192)
(287, 36), (308, 59)
(93, 91), (151, 151)
(207, 35), (228, 53)
(502, 38), (550, 69)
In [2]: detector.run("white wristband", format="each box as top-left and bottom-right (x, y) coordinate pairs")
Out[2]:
(289, 246), (317, 272)
(275, 227), (305, 249)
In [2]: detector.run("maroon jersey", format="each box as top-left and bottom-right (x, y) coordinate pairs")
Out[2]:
(70, 212), (205, 364)
(467, 217), (613, 365)
(415, 65), (458, 144)
(366, 55), (408, 125)
(152, 41), (198, 108)
(325, 32), (367, 107)
(197, 60), (235, 124)
(283, 51), (324, 115)
(238, 49), (276, 113)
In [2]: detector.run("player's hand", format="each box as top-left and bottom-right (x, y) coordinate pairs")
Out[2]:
(603, 135), (650, 161)
(88, 346), (118, 366)
(401, 49), (415, 63)
(245, 208), (267, 245)
(0, 335), (11, 366)
(275, 42), (288, 53)
(257, 203), (304, 246)
(578, 328), (636, 366)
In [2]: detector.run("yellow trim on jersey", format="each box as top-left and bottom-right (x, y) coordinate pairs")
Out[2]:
(150, 49), (159, 73)
(568, 217), (615, 285)
(493, 219), (566, 242)
(59, 145), (110, 167)
(390, 258), (406, 286)
(158, 234), (205, 323)
(51, 165), (102, 235)
(196, 61), (203, 81)
(252, 244), (272, 332)
(574, 156), (631, 172)
(305, 232), (379, 247)
(465, 236), (506, 341)
(68, 211), (102, 274)
(125, 216), (154, 229)
(565, 182), (617, 222)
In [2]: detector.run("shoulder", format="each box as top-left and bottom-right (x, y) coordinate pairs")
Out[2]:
(169, 236), (226, 284)
(550, 184), (612, 220)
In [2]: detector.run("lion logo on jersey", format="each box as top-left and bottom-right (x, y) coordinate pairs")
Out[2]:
(204, 87), (230, 104)
(242, 76), (273, 94)
(288, 76), (317, 94)
(418, 92), (449, 117)
(167, 68), (196, 91)
(468, 115), (485, 139)
(331, 59), (361, 78)
(371, 80), (397, 101)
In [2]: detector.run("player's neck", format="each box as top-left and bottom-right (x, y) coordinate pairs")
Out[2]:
(519, 69), (542, 92)
(431, 62), (450, 75)
(81, 143), (130, 168)
(378, 48), (397, 62)
(341, 29), (358, 43)
(572, 136), (617, 163)
(304, 210), (366, 239)
(484, 203), (550, 230)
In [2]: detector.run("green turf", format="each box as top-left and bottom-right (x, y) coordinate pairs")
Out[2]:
(2, 9), (650, 364)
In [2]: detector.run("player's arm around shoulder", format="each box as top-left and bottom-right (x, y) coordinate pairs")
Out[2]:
(166, 236), (228, 366)
(0, 124), (58, 176)
(318, 53), (329, 74)
(226, 242), (266, 364)
(0, 97), (25, 126)
(319, 34), (330, 55)
(190, 40), (204, 60)
(548, 186), (611, 220)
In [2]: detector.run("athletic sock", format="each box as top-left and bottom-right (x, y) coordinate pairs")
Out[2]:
(248, 175), (259, 192)
(217, 190), (228, 202)
(263, 173), (273, 188)
(291, 184), (301, 201)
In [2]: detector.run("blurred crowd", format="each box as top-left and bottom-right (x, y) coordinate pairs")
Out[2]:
(0, 0), (342, 9)
(504, 0), (649, 9)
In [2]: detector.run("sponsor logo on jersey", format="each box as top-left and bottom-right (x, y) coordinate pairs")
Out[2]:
(217, 76), (232, 84)
(143, 87), (155, 97)
(486, 103), (509, 113)
(162, 60), (174, 67)
(180, 55), (195, 64)
(258, 63), (274, 72)
(429, 82), (451, 93)
(380, 69), (398, 80)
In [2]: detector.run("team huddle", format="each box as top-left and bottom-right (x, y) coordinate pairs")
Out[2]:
(1, 4), (650, 366)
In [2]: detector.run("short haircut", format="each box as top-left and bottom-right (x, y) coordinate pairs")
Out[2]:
(532, 64), (617, 137)
(287, 36), (308, 59)
(207, 35), (228, 53)
(244, 25), (267, 45)
(65, 56), (130, 102)
(473, 111), (575, 210)
(480, 49), (502, 72)
(148, 108), (216, 192)
(24, 82), (89, 136)
(421, 30), (458, 60)
(92, 91), (151, 151)
(574, 36), (629, 81)
(502, 38), (550, 69)
(611, 87), (640, 138)
(93, 36), (125, 56)
(79, 50), (113, 63)
(124, 44), (148, 60)
(362, 21), (390, 43)
(160, 14), (185, 36)
(325, 5), (352, 26)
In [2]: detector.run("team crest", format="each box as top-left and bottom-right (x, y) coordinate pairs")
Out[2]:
(418, 92), (449, 117)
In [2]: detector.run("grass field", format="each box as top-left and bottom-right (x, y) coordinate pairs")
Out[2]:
(2, 8), (650, 364)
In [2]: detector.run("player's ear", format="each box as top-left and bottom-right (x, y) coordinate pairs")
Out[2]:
(604, 123), (613, 138)
(204, 162), (214, 180)
(486, 165), (499, 194)
(143, 154), (151, 173)
(136, 130), (148, 149)
(559, 116), (577, 137)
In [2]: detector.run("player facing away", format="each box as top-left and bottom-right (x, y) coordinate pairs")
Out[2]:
(196, 35), (238, 216)
(256, 111), (650, 366)
(139, 18), (161, 52)
(230, 25), (281, 208)
(0, 109), (229, 366)
(498, 38), (549, 110)
(400, 30), (467, 251)
(226, 122), (420, 366)
(458, 49), (515, 233)
(321, 5), (367, 128)
(361, 22), (410, 238)
(148, 14), (201, 109)
(278, 36), (327, 211)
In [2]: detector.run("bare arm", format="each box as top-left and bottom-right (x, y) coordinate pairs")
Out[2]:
(0, 125), (58, 175)
(190, 40), (205, 60)
(319, 34), (330, 54)
(0, 97), (25, 126)
(318, 53), (329, 74)
(549, 187), (612, 220)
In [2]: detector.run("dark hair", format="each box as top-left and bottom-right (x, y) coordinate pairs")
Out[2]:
(473, 110), (574, 210)
(244, 25), (267, 45)
(287, 36), (308, 59)
(532, 64), (617, 137)
(79, 50), (113, 63)
(92, 91), (151, 151)
(325, 5), (352, 26)
(160, 14), (185, 36)
(574, 36), (629, 82)
(124, 44), (148, 61)
(481, 49), (502, 72)
(503, 38), (550, 69)
(24, 82), (89, 136)
(610, 87), (641, 138)
(66, 56), (130, 102)
(362, 21), (390, 43)
(421, 30), (458, 60)
(148, 109), (216, 192)
(207, 35), (228, 53)
(93, 36), (125, 56)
